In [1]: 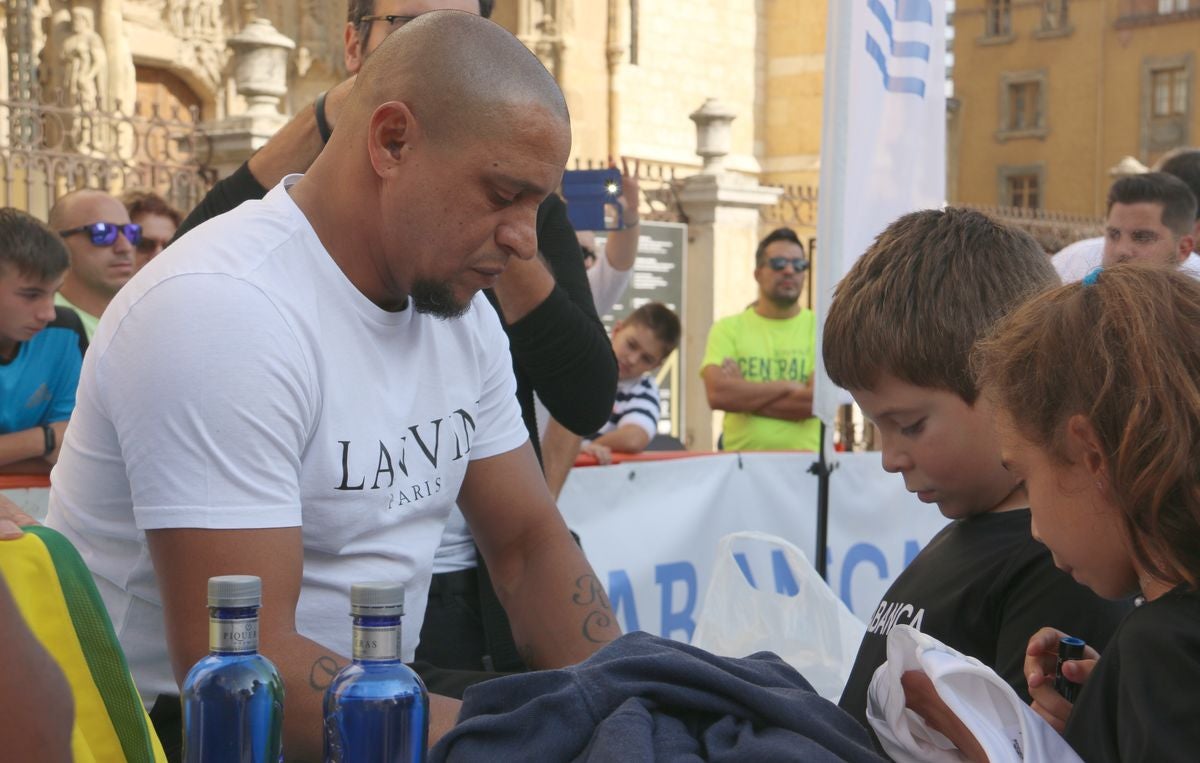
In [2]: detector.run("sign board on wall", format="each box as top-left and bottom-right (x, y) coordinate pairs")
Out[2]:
(593, 221), (687, 439)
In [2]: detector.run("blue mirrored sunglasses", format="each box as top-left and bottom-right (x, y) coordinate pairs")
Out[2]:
(767, 256), (809, 272)
(58, 222), (142, 247)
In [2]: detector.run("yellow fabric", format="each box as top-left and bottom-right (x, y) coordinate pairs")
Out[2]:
(0, 532), (166, 762)
(701, 307), (821, 451)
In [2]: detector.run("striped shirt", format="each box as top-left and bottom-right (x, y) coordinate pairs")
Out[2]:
(587, 375), (660, 442)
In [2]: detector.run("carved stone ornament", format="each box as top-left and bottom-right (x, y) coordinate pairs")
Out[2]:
(228, 16), (295, 116)
(61, 5), (108, 107)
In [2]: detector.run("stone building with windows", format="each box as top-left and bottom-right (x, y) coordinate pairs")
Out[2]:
(950, 0), (1200, 217)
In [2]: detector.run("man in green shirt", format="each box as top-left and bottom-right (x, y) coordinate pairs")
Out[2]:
(701, 227), (820, 451)
(50, 189), (139, 340)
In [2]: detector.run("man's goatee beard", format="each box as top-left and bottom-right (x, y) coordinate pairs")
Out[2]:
(412, 279), (471, 319)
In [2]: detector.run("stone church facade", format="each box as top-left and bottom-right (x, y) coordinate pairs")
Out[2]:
(0, 1), (823, 213)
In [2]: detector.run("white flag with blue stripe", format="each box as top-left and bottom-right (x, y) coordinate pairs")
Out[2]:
(813, 0), (946, 429)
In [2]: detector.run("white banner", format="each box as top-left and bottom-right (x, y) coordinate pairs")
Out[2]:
(1, 487), (49, 519)
(558, 452), (948, 642)
(814, 0), (947, 426)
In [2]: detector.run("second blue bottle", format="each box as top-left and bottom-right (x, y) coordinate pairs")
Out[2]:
(323, 582), (429, 762)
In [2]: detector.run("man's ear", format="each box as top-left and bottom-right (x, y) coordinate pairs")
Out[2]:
(366, 101), (418, 177)
(344, 22), (365, 74)
(1178, 233), (1196, 264)
(1065, 413), (1107, 479)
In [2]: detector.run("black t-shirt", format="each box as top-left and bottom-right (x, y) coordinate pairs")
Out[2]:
(838, 509), (1132, 738)
(1064, 586), (1200, 763)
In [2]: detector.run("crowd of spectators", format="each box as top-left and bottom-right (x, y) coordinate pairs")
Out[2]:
(1, 1), (1199, 761)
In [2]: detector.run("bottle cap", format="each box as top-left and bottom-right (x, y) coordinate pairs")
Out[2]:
(350, 582), (405, 616)
(1059, 635), (1086, 661)
(208, 575), (262, 608)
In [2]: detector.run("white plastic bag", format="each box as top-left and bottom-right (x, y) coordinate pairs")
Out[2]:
(691, 531), (866, 701)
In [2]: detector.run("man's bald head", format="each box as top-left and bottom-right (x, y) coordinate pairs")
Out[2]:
(344, 10), (569, 148)
(48, 188), (127, 231)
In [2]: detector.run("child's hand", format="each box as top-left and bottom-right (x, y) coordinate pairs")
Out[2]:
(580, 442), (613, 465)
(720, 358), (743, 378)
(900, 671), (989, 763)
(1025, 627), (1100, 732)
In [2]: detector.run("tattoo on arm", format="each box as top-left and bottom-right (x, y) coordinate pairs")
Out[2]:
(571, 574), (615, 644)
(308, 655), (343, 691)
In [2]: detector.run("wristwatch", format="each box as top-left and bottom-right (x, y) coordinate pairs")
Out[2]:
(41, 423), (56, 456)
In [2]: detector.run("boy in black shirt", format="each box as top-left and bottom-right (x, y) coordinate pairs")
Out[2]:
(822, 208), (1131, 741)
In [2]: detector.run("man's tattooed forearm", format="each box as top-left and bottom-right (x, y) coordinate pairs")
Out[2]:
(572, 574), (616, 644)
(582, 610), (615, 643)
(571, 574), (611, 609)
(308, 655), (342, 691)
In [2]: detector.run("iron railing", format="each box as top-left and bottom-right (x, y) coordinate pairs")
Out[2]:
(0, 94), (215, 217)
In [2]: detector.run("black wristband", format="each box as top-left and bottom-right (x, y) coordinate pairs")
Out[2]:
(41, 423), (55, 456)
(314, 91), (332, 144)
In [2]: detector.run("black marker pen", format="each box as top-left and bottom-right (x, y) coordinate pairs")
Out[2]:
(1054, 636), (1086, 703)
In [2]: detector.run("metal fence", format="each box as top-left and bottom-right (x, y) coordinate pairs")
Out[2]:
(966, 204), (1104, 254)
(0, 94), (215, 218)
(761, 183), (818, 230)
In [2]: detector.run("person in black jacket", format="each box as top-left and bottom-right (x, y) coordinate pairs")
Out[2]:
(174, 0), (615, 677)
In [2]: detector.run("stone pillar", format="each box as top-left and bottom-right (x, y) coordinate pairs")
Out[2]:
(205, 12), (294, 176)
(678, 99), (782, 450)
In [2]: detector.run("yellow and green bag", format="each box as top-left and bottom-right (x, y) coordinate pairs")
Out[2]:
(0, 526), (167, 763)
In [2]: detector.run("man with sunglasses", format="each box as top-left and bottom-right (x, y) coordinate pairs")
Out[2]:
(701, 227), (821, 451)
(172, 0), (616, 680)
(49, 189), (139, 340)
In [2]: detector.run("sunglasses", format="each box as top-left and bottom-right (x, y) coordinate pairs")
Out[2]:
(358, 13), (416, 27)
(766, 256), (809, 272)
(59, 222), (142, 247)
(136, 236), (171, 256)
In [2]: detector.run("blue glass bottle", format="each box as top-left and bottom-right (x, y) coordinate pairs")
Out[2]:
(182, 575), (284, 763)
(324, 582), (429, 763)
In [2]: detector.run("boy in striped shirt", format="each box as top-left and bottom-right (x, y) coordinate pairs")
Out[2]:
(582, 302), (681, 463)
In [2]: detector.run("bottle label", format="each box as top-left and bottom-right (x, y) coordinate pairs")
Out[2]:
(353, 624), (399, 661)
(210, 616), (258, 653)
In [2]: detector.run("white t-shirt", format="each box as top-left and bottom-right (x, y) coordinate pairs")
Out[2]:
(436, 243), (640, 575)
(435, 374), (663, 575)
(1053, 236), (1200, 282)
(45, 178), (527, 702)
(868, 625), (1083, 763)
(586, 250), (634, 319)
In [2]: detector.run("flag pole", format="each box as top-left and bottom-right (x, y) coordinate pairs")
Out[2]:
(812, 0), (852, 582)
(809, 423), (832, 579)
(812, 0), (945, 582)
